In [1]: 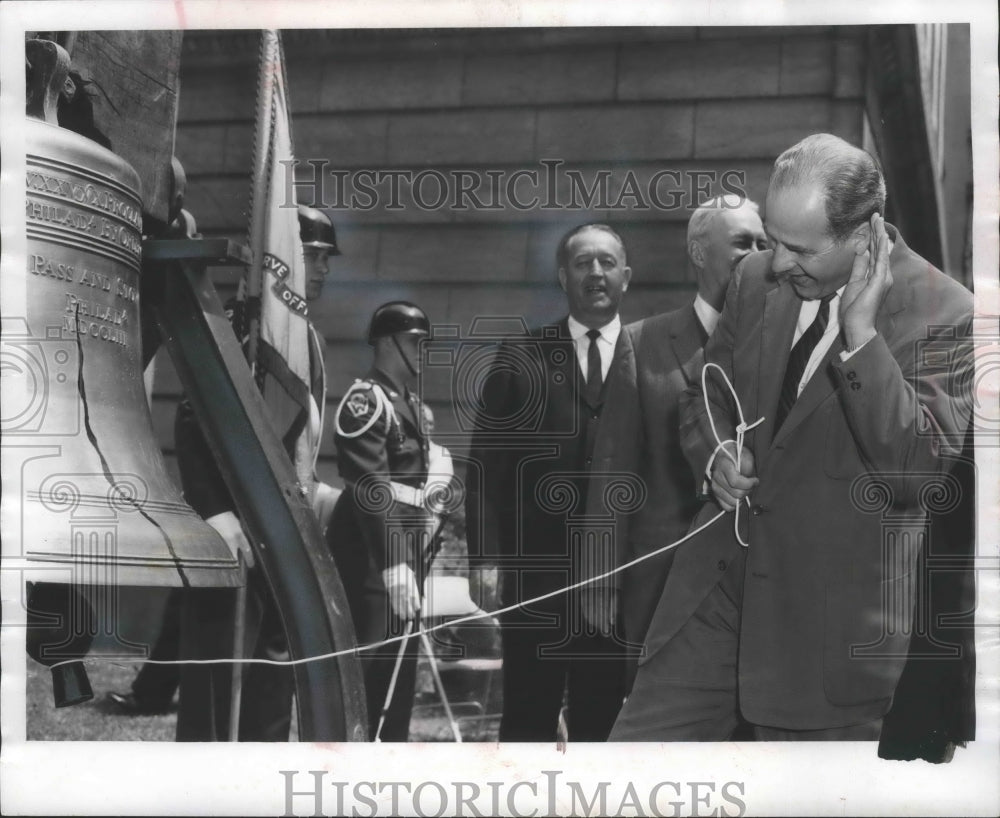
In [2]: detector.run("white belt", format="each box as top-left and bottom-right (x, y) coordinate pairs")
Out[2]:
(389, 481), (425, 509)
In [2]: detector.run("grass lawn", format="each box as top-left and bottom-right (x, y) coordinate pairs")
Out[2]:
(26, 653), (499, 742)
(23, 515), (501, 742)
(27, 658), (176, 741)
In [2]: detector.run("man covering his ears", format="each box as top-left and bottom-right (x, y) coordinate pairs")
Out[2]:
(612, 134), (974, 742)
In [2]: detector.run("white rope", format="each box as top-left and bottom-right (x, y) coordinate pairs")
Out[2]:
(699, 362), (764, 547)
(104, 507), (727, 670)
(92, 363), (757, 670)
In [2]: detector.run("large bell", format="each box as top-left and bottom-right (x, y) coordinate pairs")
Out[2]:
(5, 41), (243, 703)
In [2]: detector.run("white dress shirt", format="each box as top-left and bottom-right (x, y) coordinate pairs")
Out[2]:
(792, 283), (873, 397)
(790, 286), (844, 397)
(794, 236), (892, 394)
(567, 314), (621, 383)
(693, 293), (721, 338)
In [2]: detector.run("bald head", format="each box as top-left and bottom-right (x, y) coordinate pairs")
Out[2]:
(687, 195), (767, 310)
(769, 133), (885, 241)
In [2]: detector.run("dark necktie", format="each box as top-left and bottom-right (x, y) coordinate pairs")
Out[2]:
(585, 328), (603, 405)
(773, 295), (833, 434)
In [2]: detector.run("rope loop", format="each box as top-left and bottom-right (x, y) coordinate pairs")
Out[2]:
(700, 362), (764, 548)
(85, 364), (764, 670)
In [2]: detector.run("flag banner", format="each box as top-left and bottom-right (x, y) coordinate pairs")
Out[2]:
(245, 29), (314, 492)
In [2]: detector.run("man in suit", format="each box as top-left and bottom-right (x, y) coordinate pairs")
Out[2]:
(327, 301), (435, 742)
(611, 133), (973, 741)
(466, 223), (634, 741)
(585, 196), (766, 683)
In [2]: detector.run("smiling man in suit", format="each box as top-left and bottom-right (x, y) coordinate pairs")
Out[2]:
(610, 133), (974, 741)
(585, 195), (766, 687)
(466, 223), (634, 741)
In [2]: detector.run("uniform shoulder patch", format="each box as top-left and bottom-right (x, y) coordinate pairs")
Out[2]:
(345, 389), (374, 419)
(335, 381), (385, 438)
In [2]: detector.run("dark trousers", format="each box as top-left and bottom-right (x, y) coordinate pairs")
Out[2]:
(176, 587), (237, 741)
(130, 589), (182, 707)
(610, 552), (881, 741)
(328, 502), (419, 742)
(498, 603), (627, 742)
(236, 585), (294, 741)
(175, 569), (294, 742)
(361, 610), (419, 742)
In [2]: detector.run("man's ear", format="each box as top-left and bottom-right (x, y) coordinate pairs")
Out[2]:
(622, 266), (632, 292)
(557, 267), (567, 292)
(849, 221), (872, 252)
(688, 239), (705, 268)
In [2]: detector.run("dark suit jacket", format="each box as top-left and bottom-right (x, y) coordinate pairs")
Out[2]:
(587, 305), (706, 651)
(645, 226), (973, 730)
(465, 317), (634, 610)
(878, 423), (977, 760)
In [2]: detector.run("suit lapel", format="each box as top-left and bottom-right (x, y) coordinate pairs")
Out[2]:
(767, 236), (909, 449)
(668, 305), (705, 385)
(769, 333), (844, 448)
(564, 316), (628, 411)
(602, 325), (635, 398)
(552, 319), (580, 409)
(756, 283), (799, 454)
(555, 315), (635, 409)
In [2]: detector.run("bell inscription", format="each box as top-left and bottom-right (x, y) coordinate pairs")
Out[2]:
(26, 145), (142, 354)
(7, 114), (243, 589)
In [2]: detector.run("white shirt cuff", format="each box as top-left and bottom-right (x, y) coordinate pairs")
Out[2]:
(839, 336), (873, 361)
(382, 562), (415, 587)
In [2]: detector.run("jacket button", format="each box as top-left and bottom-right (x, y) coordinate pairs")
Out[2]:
(717, 560), (727, 571)
(846, 370), (857, 381)
(751, 504), (767, 516)
(850, 381), (861, 391)
(585, 457), (593, 466)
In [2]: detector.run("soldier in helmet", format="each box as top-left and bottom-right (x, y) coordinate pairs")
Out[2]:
(293, 205), (342, 531)
(327, 300), (434, 742)
(299, 204), (337, 302)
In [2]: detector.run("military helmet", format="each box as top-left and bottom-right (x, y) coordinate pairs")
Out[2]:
(367, 301), (430, 345)
(297, 204), (340, 254)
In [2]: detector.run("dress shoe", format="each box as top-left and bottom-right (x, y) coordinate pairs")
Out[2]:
(106, 690), (172, 715)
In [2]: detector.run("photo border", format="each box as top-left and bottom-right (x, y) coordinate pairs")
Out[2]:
(2, 1), (997, 815)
